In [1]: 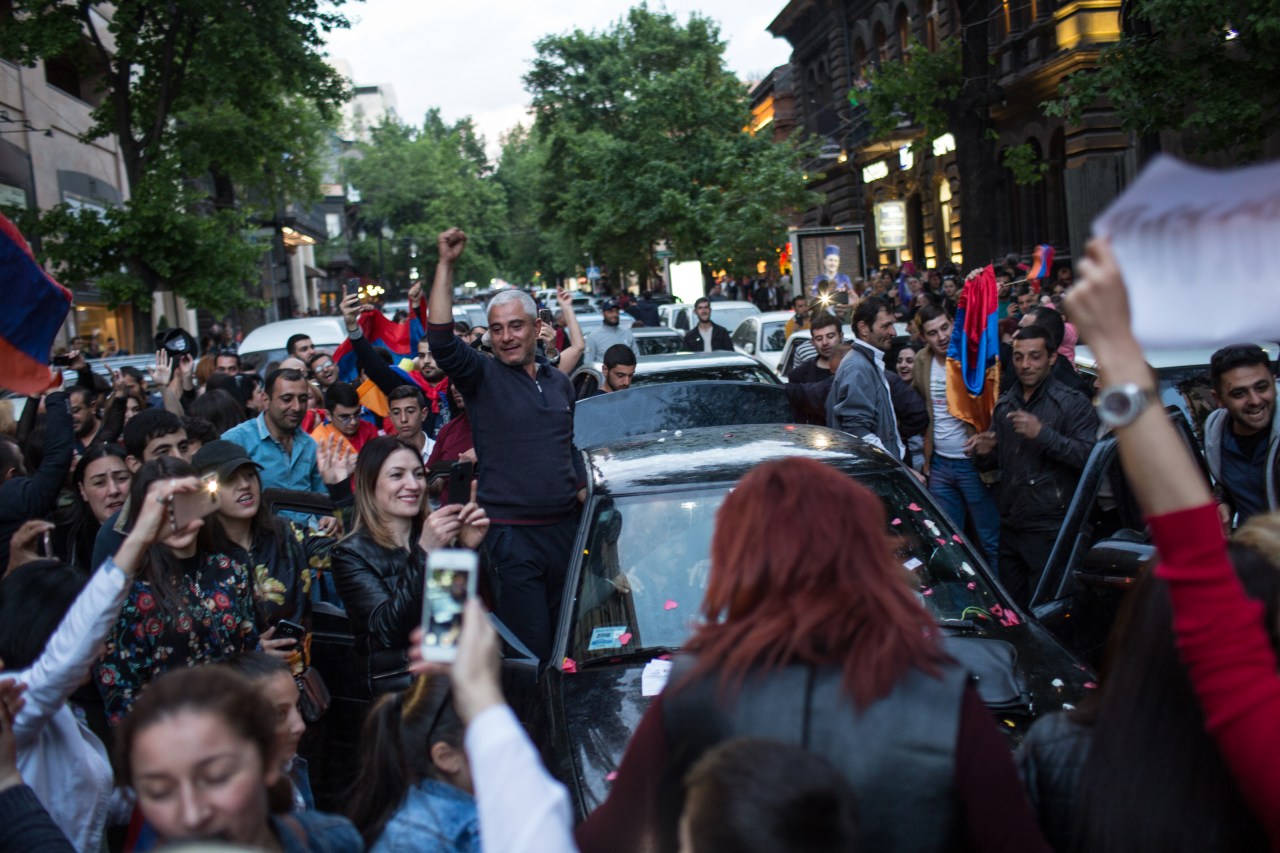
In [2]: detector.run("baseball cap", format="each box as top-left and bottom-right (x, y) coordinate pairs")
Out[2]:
(601, 298), (620, 311)
(192, 440), (262, 483)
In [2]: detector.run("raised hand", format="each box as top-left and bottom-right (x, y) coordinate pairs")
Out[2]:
(151, 349), (173, 387)
(340, 292), (370, 334)
(421, 503), (465, 552)
(456, 479), (489, 550)
(438, 228), (467, 264)
(4, 519), (55, 579)
(408, 281), (423, 309)
(555, 288), (574, 313)
(316, 434), (356, 485)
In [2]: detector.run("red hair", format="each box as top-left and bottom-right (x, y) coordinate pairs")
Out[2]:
(683, 458), (949, 708)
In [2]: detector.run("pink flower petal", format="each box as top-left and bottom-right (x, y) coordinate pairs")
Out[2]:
(966, 582), (976, 590)
(936, 538), (947, 546)
(562, 657), (577, 674)
(619, 632), (633, 646)
(952, 534), (963, 543)
(605, 771), (619, 781)
(908, 503), (923, 512)
(891, 518), (902, 526)
(921, 587), (934, 596)
(1083, 681), (1097, 689)
(664, 600), (679, 611)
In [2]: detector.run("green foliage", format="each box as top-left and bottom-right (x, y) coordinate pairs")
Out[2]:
(0, 0), (350, 309)
(1002, 142), (1048, 185)
(345, 113), (508, 289)
(861, 39), (962, 147)
(524, 4), (816, 281)
(1045, 0), (1280, 158)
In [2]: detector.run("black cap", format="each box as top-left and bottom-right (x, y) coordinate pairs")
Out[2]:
(192, 440), (261, 483)
(155, 327), (200, 360)
(600, 298), (619, 311)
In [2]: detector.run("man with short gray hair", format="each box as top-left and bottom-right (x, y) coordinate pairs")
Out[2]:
(427, 229), (585, 662)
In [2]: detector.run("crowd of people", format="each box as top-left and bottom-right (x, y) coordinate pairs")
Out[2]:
(0, 226), (1278, 853)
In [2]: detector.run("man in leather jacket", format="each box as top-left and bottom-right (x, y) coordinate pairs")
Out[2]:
(974, 326), (1098, 606)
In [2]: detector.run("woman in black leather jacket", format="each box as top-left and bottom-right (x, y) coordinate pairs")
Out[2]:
(330, 436), (488, 694)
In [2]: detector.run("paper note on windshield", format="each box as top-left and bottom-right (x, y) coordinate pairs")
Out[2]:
(1093, 155), (1280, 349)
(641, 659), (674, 697)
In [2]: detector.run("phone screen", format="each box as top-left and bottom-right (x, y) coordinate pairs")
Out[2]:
(421, 550), (478, 662)
(539, 308), (554, 325)
(447, 460), (474, 506)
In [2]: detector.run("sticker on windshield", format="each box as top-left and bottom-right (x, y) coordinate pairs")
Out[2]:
(642, 659), (674, 696)
(588, 625), (629, 651)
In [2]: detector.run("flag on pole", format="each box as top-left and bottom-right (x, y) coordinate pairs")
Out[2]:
(945, 265), (1001, 433)
(1027, 244), (1055, 282)
(0, 213), (73, 395)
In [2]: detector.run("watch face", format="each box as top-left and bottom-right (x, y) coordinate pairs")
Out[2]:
(1101, 392), (1133, 419)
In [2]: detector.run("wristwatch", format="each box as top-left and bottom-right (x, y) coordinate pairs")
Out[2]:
(1096, 383), (1159, 428)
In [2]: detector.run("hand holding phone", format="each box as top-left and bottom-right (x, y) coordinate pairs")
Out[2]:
(421, 549), (479, 663)
(539, 308), (554, 325)
(447, 460), (475, 506)
(170, 472), (221, 532)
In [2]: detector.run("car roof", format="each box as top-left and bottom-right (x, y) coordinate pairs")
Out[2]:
(1074, 342), (1280, 372)
(632, 327), (681, 338)
(238, 317), (347, 354)
(633, 351), (765, 372)
(754, 311), (794, 323)
(586, 423), (900, 495)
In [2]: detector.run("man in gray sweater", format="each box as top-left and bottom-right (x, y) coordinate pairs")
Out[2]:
(583, 299), (635, 364)
(827, 297), (903, 460)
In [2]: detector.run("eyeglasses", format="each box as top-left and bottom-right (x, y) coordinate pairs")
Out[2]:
(332, 412), (359, 423)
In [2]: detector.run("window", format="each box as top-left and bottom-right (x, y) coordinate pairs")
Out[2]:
(874, 23), (889, 64)
(896, 7), (913, 56)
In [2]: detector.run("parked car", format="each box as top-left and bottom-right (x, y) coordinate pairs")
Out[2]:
(631, 327), (682, 356)
(1073, 343), (1279, 442)
(238, 317), (347, 372)
(729, 310), (793, 372)
(571, 351), (780, 398)
(658, 300), (760, 336)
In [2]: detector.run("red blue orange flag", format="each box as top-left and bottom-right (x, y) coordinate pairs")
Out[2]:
(332, 293), (428, 387)
(945, 265), (1001, 433)
(1027, 244), (1055, 282)
(0, 213), (72, 395)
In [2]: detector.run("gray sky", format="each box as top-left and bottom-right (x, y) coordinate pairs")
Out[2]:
(324, 1), (794, 154)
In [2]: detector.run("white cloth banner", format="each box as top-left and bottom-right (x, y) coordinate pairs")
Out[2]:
(1092, 155), (1280, 349)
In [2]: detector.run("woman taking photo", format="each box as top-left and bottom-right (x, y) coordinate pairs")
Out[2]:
(56, 444), (132, 573)
(330, 435), (489, 695)
(93, 456), (261, 723)
(0, 473), (205, 850)
(576, 458), (1048, 852)
(347, 673), (479, 852)
(118, 666), (360, 850)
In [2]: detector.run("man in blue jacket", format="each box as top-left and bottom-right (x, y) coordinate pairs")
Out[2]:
(427, 227), (585, 662)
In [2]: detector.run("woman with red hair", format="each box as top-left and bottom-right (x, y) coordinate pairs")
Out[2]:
(576, 458), (1047, 852)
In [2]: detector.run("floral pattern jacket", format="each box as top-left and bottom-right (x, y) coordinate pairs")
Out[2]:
(94, 553), (260, 723)
(224, 520), (334, 629)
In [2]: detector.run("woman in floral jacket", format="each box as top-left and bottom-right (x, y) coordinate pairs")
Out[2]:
(93, 457), (261, 723)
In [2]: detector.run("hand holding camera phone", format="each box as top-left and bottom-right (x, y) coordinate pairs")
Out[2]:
(169, 472), (221, 532)
(421, 549), (479, 663)
(447, 460), (475, 506)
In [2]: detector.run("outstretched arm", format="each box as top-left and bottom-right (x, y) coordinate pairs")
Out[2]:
(427, 228), (467, 330)
(556, 289), (586, 375)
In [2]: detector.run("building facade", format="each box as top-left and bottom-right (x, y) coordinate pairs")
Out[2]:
(763, 0), (1131, 270)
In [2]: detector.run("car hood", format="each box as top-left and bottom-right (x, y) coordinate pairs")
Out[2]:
(574, 381), (793, 447)
(555, 623), (1092, 817)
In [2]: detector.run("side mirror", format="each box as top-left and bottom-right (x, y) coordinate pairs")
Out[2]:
(1074, 533), (1152, 591)
(744, 342), (756, 354)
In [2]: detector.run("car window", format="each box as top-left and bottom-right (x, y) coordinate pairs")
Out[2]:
(711, 307), (760, 333)
(673, 308), (690, 331)
(762, 322), (788, 352)
(631, 366), (778, 385)
(731, 320), (755, 346)
(571, 471), (1012, 662)
(634, 335), (681, 356)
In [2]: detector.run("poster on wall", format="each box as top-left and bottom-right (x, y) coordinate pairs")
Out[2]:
(791, 227), (867, 300)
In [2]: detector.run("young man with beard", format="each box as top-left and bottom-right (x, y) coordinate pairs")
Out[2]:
(427, 227), (585, 663)
(1204, 344), (1280, 526)
(67, 385), (103, 453)
(680, 298), (733, 352)
(220, 368), (329, 494)
(786, 312), (844, 424)
(412, 338), (451, 438)
(581, 344), (636, 398)
(973, 326), (1097, 605)
(827, 298), (905, 459)
(584, 299), (635, 364)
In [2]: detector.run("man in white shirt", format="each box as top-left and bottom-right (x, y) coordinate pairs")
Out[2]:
(387, 385), (435, 464)
(911, 304), (1000, 568)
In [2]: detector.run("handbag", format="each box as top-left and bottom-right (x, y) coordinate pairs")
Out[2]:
(295, 666), (331, 722)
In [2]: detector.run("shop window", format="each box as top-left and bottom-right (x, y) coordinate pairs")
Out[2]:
(43, 39), (105, 106)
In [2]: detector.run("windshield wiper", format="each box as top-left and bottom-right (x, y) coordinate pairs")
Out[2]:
(938, 618), (985, 633)
(577, 646), (680, 669)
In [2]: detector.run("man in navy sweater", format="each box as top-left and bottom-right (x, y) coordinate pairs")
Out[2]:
(426, 227), (585, 661)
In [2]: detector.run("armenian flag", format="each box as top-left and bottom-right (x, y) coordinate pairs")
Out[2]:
(0, 213), (73, 395)
(1027, 244), (1055, 282)
(332, 296), (427, 385)
(945, 265), (1001, 433)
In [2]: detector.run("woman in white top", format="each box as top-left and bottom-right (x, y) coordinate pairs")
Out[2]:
(0, 475), (208, 851)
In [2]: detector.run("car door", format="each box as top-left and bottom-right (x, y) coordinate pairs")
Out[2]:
(731, 318), (757, 354)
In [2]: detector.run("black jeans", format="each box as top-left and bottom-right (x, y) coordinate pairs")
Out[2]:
(487, 512), (580, 662)
(997, 523), (1058, 608)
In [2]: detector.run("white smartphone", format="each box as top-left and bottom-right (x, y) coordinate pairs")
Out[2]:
(421, 549), (479, 663)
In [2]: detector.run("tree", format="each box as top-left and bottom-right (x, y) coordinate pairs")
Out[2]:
(0, 0), (350, 314)
(525, 4), (815, 288)
(1046, 0), (1280, 160)
(345, 112), (508, 291)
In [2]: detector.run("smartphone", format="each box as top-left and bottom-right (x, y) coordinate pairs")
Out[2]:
(539, 308), (554, 325)
(170, 472), (221, 531)
(51, 354), (72, 367)
(447, 460), (474, 506)
(274, 619), (307, 644)
(421, 549), (479, 663)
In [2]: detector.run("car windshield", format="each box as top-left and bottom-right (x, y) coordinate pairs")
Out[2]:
(634, 335), (682, 356)
(761, 321), (788, 352)
(632, 365), (777, 385)
(571, 471), (1009, 662)
(709, 307), (759, 333)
